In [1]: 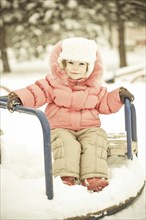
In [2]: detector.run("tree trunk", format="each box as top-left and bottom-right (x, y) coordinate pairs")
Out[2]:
(118, 19), (127, 67)
(0, 20), (11, 73)
(115, 0), (127, 67)
(108, 22), (114, 48)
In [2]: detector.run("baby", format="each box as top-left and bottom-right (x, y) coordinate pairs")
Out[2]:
(7, 37), (134, 192)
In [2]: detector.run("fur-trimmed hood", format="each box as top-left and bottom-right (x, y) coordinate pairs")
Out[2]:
(49, 39), (104, 88)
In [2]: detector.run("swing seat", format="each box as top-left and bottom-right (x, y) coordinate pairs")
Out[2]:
(107, 132), (138, 157)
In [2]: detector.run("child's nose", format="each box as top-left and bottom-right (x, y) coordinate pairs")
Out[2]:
(73, 64), (79, 70)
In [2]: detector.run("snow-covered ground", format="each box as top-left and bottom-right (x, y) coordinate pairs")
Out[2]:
(0, 49), (145, 219)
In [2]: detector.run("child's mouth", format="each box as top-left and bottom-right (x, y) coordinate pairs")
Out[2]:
(71, 72), (79, 74)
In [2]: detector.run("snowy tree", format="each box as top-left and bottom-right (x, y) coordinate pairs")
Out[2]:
(0, 0), (145, 73)
(1, 0), (50, 72)
(1, 0), (104, 73)
(0, 16), (11, 73)
(100, 0), (146, 67)
(77, 0), (146, 67)
(0, 0), (19, 73)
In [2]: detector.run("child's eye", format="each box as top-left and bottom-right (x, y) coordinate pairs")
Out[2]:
(80, 62), (86, 65)
(68, 61), (73, 64)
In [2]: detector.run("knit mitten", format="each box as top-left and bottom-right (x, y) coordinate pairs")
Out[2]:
(119, 87), (134, 103)
(7, 92), (22, 112)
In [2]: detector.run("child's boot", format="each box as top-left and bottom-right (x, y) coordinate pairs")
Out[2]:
(61, 176), (76, 186)
(82, 177), (109, 192)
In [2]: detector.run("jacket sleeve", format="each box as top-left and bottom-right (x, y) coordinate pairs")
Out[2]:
(97, 87), (123, 114)
(13, 79), (53, 108)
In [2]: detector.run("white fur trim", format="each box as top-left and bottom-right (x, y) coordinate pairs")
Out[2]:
(58, 37), (97, 77)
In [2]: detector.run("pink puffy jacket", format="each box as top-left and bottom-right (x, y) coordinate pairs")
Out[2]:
(14, 41), (123, 130)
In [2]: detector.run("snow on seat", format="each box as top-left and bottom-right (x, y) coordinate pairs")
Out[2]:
(107, 132), (138, 157)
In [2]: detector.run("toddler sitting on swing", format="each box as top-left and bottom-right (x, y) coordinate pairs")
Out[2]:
(7, 37), (134, 192)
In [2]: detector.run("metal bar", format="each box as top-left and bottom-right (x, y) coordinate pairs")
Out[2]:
(0, 100), (53, 200)
(131, 104), (137, 142)
(124, 99), (132, 159)
(0, 96), (8, 102)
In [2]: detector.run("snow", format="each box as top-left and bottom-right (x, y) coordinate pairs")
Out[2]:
(68, 0), (77, 9)
(0, 54), (146, 219)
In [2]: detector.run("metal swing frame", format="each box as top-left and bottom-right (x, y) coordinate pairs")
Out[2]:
(0, 97), (137, 200)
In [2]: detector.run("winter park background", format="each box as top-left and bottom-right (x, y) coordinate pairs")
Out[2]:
(1, 46), (145, 220)
(0, 1), (146, 219)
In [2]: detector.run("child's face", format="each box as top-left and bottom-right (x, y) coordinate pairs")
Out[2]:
(65, 60), (88, 80)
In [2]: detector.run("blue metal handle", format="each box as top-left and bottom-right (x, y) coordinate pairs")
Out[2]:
(0, 96), (137, 198)
(131, 104), (137, 142)
(124, 99), (137, 159)
(0, 99), (53, 200)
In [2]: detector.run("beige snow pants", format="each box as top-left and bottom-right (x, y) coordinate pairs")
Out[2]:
(51, 127), (108, 180)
